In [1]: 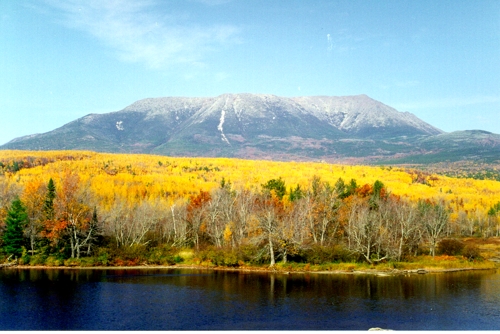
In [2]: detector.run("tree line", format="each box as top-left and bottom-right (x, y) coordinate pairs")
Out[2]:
(1, 170), (496, 267)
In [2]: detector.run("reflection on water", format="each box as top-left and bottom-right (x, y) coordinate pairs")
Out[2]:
(0, 268), (499, 330)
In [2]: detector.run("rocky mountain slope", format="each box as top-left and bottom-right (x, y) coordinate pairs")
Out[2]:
(2, 93), (498, 163)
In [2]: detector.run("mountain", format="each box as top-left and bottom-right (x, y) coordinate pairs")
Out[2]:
(2, 93), (497, 163)
(405, 130), (500, 163)
(291, 95), (441, 138)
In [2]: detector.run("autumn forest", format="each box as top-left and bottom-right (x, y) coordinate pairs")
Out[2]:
(1, 150), (500, 269)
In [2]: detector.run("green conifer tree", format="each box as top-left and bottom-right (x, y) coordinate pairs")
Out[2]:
(43, 178), (56, 221)
(262, 177), (286, 200)
(3, 198), (28, 257)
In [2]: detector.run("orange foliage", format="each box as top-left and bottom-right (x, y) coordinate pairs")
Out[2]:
(42, 219), (69, 243)
(1, 150), (500, 227)
(356, 184), (372, 197)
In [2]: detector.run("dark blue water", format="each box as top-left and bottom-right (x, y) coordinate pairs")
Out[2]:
(0, 268), (499, 330)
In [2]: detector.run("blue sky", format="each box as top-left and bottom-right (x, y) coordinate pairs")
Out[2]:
(1, 0), (499, 145)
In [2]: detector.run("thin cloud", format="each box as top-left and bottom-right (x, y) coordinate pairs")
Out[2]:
(40, 0), (241, 69)
(326, 29), (362, 54)
(327, 33), (333, 52)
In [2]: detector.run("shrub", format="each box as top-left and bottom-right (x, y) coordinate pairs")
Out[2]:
(84, 257), (99, 267)
(147, 245), (178, 265)
(237, 244), (260, 264)
(107, 244), (148, 265)
(437, 239), (464, 256)
(222, 250), (239, 267)
(64, 258), (81, 267)
(198, 246), (223, 266)
(301, 244), (353, 264)
(29, 254), (47, 266)
(197, 246), (240, 267)
(462, 244), (482, 261)
(415, 246), (430, 256)
(177, 249), (194, 261)
(45, 256), (64, 266)
(19, 248), (30, 265)
(96, 250), (109, 266)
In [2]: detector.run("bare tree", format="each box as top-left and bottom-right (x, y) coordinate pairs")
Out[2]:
(472, 208), (488, 238)
(304, 178), (341, 246)
(205, 186), (237, 248)
(419, 200), (449, 257)
(233, 189), (256, 246)
(129, 201), (161, 246)
(456, 210), (473, 237)
(386, 198), (419, 261)
(253, 194), (285, 267)
(105, 199), (161, 248)
(346, 197), (385, 264)
(155, 200), (189, 247)
(276, 201), (305, 264)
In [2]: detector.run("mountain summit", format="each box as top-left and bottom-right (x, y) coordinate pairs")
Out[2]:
(4, 93), (497, 163)
(291, 94), (442, 137)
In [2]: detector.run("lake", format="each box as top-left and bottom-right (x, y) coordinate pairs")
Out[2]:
(0, 267), (499, 330)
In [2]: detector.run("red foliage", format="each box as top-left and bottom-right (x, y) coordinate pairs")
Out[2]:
(356, 184), (372, 197)
(188, 191), (211, 211)
(41, 219), (69, 243)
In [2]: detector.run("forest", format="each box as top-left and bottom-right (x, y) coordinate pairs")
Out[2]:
(1, 150), (499, 269)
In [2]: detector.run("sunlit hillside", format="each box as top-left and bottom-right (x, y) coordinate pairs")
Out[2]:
(1, 150), (500, 216)
(1, 149), (500, 268)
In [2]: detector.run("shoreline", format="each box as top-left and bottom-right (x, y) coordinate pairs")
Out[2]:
(2, 263), (498, 276)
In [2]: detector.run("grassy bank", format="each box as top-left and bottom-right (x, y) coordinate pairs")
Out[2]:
(4, 238), (499, 274)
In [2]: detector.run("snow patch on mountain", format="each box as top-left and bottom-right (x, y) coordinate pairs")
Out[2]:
(116, 121), (124, 131)
(218, 109), (230, 145)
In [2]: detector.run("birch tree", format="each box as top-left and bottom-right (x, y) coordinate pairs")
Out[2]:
(419, 200), (449, 257)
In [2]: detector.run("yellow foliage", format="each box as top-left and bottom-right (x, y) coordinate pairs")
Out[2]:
(2, 150), (500, 224)
(223, 222), (233, 245)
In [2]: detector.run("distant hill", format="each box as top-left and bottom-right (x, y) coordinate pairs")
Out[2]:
(2, 93), (498, 163)
(394, 130), (500, 164)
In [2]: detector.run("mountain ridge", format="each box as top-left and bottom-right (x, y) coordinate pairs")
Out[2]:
(2, 93), (498, 163)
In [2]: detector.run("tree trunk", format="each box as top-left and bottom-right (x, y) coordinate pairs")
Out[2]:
(398, 235), (404, 262)
(269, 236), (275, 267)
(30, 234), (36, 255)
(429, 239), (436, 257)
(70, 234), (76, 259)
